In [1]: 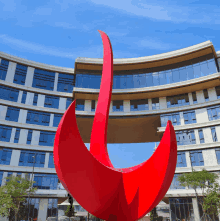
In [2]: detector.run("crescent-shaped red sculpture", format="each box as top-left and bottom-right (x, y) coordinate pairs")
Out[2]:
(54, 31), (177, 221)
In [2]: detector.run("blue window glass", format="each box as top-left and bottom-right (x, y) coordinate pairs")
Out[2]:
(13, 64), (27, 85)
(27, 130), (33, 144)
(211, 127), (218, 142)
(0, 59), (9, 80)
(21, 91), (27, 104)
(6, 107), (20, 122)
(152, 98), (160, 110)
(192, 92), (197, 104)
(39, 131), (55, 146)
(33, 174), (58, 190)
(75, 100), (84, 111)
(32, 69), (55, 91)
(53, 114), (62, 127)
(215, 86), (220, 99)
(0, 148), (12, 165)
(113, 100), (123, 112)
(183, 111), (196, 124)
(177, 152), (187, 167)
(91, 100), (96, 112)
(198, 129), (204, 144)
(66, 98), (72, 109)
(44, 95), (59, 109)
(33, 93), (38, 106)
(19, 150), (45, 167)
(130, 99), (149, 111)
(207, 105), (220, 121)
(0, 171), (3, 186)
(216, 148), (220, 164)
(48, 153), (55, 168)
(190, 150), (204, 166)
(176, 130), (196, 145)
(169, 174), (185, 189)
(203, 89), (209, 102)
(160, 113), (180, 127)
(26, 110), (50, 126)
(0, 85), (19, 102)
(0, 125), (12, 142)
(47, 198), (58, 217)
(14, 128), (20, 143)
(167, 94), (189, 108)
(57, 73), (74, 92)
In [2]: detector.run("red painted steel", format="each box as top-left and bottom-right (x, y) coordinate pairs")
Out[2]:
(54, 31), (177, 221)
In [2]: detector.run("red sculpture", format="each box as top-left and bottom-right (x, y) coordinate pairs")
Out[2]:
(54, 30), (177, 221)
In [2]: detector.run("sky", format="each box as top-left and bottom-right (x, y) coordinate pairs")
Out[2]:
(0, 0), (220, 168)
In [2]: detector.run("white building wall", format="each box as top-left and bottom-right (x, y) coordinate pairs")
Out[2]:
(18, 109), (27, 124)
(195, 108), (209, 123)
(44, 153), (50, 168)
(179, 112), (185, 125)
(10, 149), (21, 166)
(203, 128), (213, 143)
(26, 92), (34, 105)
(54, 72), (59, 91)
(25, 67), (35, 87)
(208, 87), (217, 101)
(38, 199), (49, 221)
(0, 105), (7, 120)
(188, 92), (193, 105)
(5, 61), (16, 83)
(37, 94), (45, 107)
(148, 98), (152, 110)
(159, 97), (167, 109)
(59, 97), (66, 110)
(17, 91), (23, 103)
(49, 114), (54, 127)
(84, 100), (91, 112)
(9, 128), (16, 143)
(19, 129), (28, 144)
(31, 131), (40, 145)
(196, 90), (205, 103)
(123, 100), (130, 112)
(202, 149), (218, 166)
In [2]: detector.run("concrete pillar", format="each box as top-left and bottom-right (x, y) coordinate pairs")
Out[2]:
(44, 153), (49, 168)
(18, 109), (28, 124)
(195, 108), (209, 123)
(179, 112), (185, 125)
(59, 97), (66, 110)
(203, 128), (213, 143)
(192, 198), (200, 221)
(25, 67), (35, 87)
(196, 90), (205, 103)
(110, 101), (113, 113)
(208, 87), (217, 101)
(26, 92), (34, 105)
(17, 91), (23, 103)
(85, 100), (91, 112)
(194, 129), (201, 144)
(9, 128), (16, 143)
(159, 97), (167, 109)
(10, 149), (21, 166)
(1, 172), (8, 186)
(5, 61), (16, 83)
(19, 129), (28, 144)
(31, 131), (40, 145)
(188, 92), (194, 105)
(148, 98), (152, 110)
(123, 100), (130, 112)
(203, 149), (218, 166)
(38, 198), (49, 221)
(49, 114), (54, 127)
(54, 72), (59, 91)
(37, 94), (45, 107)
(185, 151), (191, 168)
(215, 126), (220, 141)
(0, 105), (7, 120)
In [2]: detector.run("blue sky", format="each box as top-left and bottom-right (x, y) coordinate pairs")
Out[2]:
(1, 0), (219, 168)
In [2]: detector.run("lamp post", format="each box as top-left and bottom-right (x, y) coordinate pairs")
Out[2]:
(27, 153), (37, 221)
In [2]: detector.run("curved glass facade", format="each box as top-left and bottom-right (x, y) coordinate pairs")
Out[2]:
(75, 58), (217, 89)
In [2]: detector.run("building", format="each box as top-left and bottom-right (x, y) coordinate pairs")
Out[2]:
(0, 40), (220, 221)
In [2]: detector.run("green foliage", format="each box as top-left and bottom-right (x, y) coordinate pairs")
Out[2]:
(65, 205), (76, 217)
(0, 176), (37, 221)
(149, 207), (162, 221)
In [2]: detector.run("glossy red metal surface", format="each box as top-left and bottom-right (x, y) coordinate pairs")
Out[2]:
(54, 31), (177, 221)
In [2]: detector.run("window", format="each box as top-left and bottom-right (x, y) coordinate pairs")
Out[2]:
(216, 148), (220, 164)
(183, 111), (196, 124)
(27, 130), (33, 144)
(53, 114), (62, 127)
(0, 148), (12, 165)
(152, 98), (160, 110)
(66, 98), (72, 109)
(203, 89), (209, 102)
(190, 150), (204, 166)
(167, 94), (189, 108)
(6, 107), (20, 122)
(0, 125), (12, 142)
(39, 131), (55, 146)
(91, 100), (96, 112)
(48, 153), (55, 168)
(22, 198), (40, 221)
(177, 152), (187, 167)
(75, 99), (84, 111)
(207, 105), (220, 121)
(0, 85), (19, 102)
(13, 64), (27, 85)
(0, 171), (3, 186)
(160, 113), (180, 127)
(75, 73), (101, 89)
(33, 93), (38, 106)
(44, 95), (59, 109)
(130, 99), (149, 111)
(32, 69), (55, 91)
(0, 59), (9, 80)
(19, 151), (45, 167)
(47, 198), (58, 218)
(14, 129), (20, 143)
(57, 73), (74, 92)
(198, 129), (204, 144)
(21, 91), (27, 104)
(113, 100), (123, 112)
(175, 130), (196, 145)
(33, 174), (58, 190)
(26, 110), (50, 126)
(211, 127), (218, 142)
(215, 86), (220, 99)
(169, 174), (185, 189)
(192, 92), (197, 104)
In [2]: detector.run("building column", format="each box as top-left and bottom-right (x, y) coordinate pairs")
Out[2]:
(123, 100), (130, 112)
(54, 72), (59, 91)
(202, 149), (218, 166)
(19, 129), (28, 144)
(37, 94), (45, 107)
(59, 98), (66, 110)
(10, 149), (21, 166)
(25, 67), (35, 87)
(194, 129), (200, 144)
(208, 87), (217, 101)
(84, 100), (91, 112)
(5, 61), (16, 83)
(192, 198), (200, 221)
(1, 172), (8, 186)
(195, 108), (209, 123)
(17, 91), (23, 103)
(37, 198), (49, 221)
(10, 128), (16, 143)
(179, 112), (185, 125)
(188, 92), (194, 105)
(185, 151), (191, 168)
(159, 97), (167, 109)
(49, 114), (54, 127)
(0, 105), (7, 120)
(31, 131), (40, 145)
(44, 153), (49, 168)
(148, 98), (152, 110)
(26, 92), (34, 105)
(18, 109), (28, 124)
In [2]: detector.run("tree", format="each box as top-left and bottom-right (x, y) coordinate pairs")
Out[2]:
(150, 207), (163, 221)
(178, 169), (220, 219)
(65, 205), (76, 219)
(0, 175), (37, 221)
